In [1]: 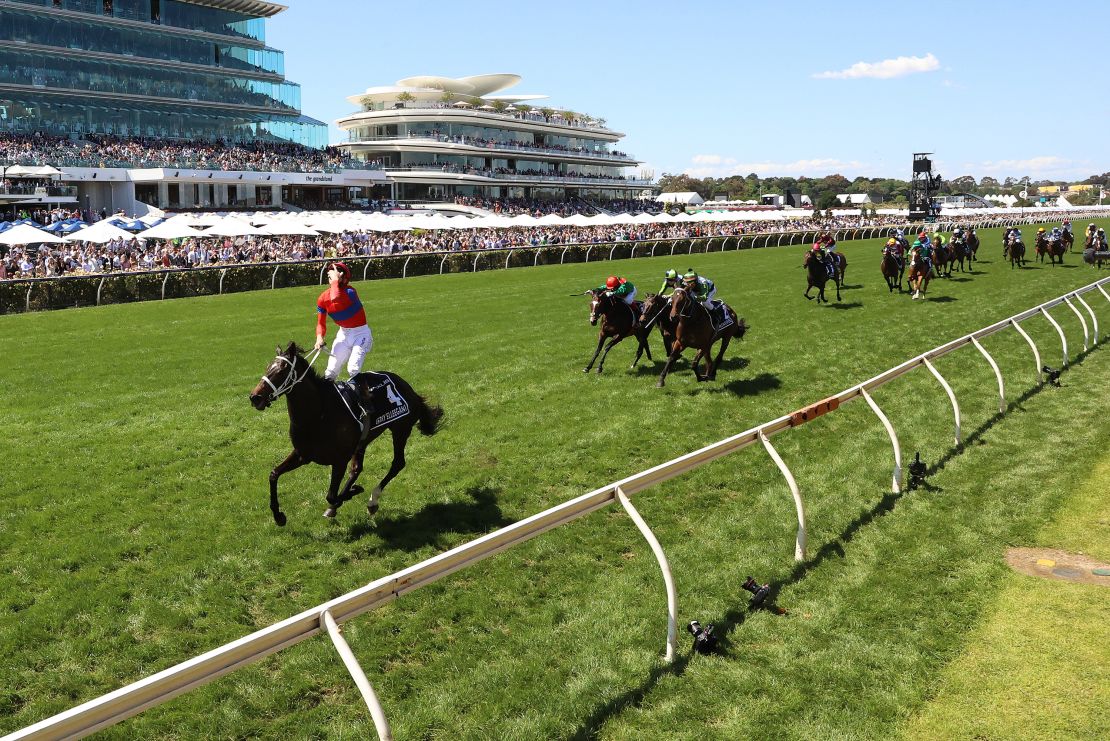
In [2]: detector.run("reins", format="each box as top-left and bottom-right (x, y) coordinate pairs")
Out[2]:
(259, 346), (327, 400)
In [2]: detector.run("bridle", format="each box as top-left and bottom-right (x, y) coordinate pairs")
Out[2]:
(671, 287), (700, 320)
(642, 295), (672, 330)
(258, 346), (325, 401)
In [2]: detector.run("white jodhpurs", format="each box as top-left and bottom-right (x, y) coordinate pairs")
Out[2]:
(621, 286), (638, 304)
(701, 286), (717, 308)
(324, 324), (373, 380)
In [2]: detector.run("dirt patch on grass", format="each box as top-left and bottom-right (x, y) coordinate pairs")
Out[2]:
(1006, 547), (1110, 586)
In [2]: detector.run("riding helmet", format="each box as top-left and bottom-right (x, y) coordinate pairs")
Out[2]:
(605, 275), (620, 289)
(664, 269), (678, 280)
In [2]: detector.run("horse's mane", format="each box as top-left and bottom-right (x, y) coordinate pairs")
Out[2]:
(284, 341), (323, 383)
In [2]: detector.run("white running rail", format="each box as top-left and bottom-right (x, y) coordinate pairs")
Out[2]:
(7, 275), (1109, 741)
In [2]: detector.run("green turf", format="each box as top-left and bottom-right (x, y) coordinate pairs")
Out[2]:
(1, 223), (1109, 739)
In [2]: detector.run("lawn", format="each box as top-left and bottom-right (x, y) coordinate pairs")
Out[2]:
(1, 221), (1108, 739)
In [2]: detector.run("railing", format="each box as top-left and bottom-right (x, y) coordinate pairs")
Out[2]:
(8, 274), (1108, 741)
(0, 155), (379, 173)
(345, 133), (635, 162)
(383, 166), (650, 185)
(0, 217), (1078, 314)
(348, 103), (613, 134)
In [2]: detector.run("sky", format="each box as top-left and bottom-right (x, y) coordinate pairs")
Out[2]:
(267, 0), (1109, 183)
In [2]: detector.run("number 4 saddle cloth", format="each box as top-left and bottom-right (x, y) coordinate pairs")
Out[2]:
(335, 371), (411, 439)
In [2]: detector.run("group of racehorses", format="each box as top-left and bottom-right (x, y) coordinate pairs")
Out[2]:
(879, 231), (982, 299)
(583, 286), (747, 388)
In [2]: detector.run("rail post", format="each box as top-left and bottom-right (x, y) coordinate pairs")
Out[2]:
(27, 282), (35, 311)
(1010, 318), (1043, 383)
(585, 246), (593, 263)
(861, 388), (902, 493)
(615, 487), (677, 663)
(923, 357), (961, 446)
(319, 263), (327, 284)
(218, 269), (227, 295)
(669, 240), (678, 256)
(363, 261), (372, 281)
(1075, 293), (1099, 342)
(271, 266), (280, 290)
(402, 256), (413, 278)
(971, 337), (1006, 413)
(472, 254), (480, 272)
(321, 610), (393, 741)
(439, 255), (449, 274)
(560, 247), (570, 264)
(650, 242), (659, 257)
(758, 431), (807, 561)
(1040, 307), (1068, 366)
(94, 278), (105, 306)
(1098, 284), (1110, 306)
(163, 272), (172, 299)
(609, 245), (617, 260)
(630, 245), (638, 259)
(533, 249), (542, 267)
(777, 233), (785, 247)
(1062, 296), (1089, 351)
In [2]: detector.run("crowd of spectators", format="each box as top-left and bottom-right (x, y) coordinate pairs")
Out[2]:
(3, 209), (1092, 281)
(395, 129), (631, 160)
(0, 132), (376, 173)
(452, 196), (656, 216)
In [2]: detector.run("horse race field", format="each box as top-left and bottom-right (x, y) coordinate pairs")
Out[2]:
(2, 222), (1109, 740)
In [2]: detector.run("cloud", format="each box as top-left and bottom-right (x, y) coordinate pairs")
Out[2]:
(976, 156), (1088, 178)
(684, 155), (876, 179)
(813, 53), (940, 80)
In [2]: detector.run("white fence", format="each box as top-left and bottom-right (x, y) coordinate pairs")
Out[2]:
(7, 275), (1110, 741)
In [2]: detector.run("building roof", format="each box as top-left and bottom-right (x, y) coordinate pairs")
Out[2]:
(178, 0), (287, 18)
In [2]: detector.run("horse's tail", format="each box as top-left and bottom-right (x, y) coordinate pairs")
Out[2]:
(388, 373), (444, 436)
(734, 317), (749, 340)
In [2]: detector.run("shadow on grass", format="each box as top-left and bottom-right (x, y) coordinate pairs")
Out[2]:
(697, 371), (781, 398)
(827, 301), (864, 310)
(842, 283), (864, 290)
(342, 485), (513, 548)
(926, 296), (958, 303)
(568, 654), (692, 741)
(947, 277), (972, 283)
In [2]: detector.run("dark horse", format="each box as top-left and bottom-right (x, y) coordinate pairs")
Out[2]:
(582, 289), (653, 373)
(638, 292), (679, 358)
(654, 287), (746, 387)
(1035, 233), (1066, 265)
(949, 237), (971, 273)
(249, 342), (443, 525)
(933, 241), (953, 277)
(1061, 229), (1074, 253)
(880, 247), (905, 293)
(803, 250), (847, 303)
(1005, 237), (1027, 269)
(967, 231), (980, 261)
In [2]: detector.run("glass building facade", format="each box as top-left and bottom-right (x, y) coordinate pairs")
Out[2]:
(0, 0), (326, 147)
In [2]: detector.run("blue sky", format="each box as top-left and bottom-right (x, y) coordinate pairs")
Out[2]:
(268, 0), (1108, 182)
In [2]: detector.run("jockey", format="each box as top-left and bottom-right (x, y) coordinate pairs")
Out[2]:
(817, 230), (837, 254)
(1037, 226), (1046, 240)
(933, 230), (947, 250)
(658, 268), (681, 297)
(1099, 228), (1108, 249)
(811, 241), (836, 277)
(952, 227), (965, 243)
(597, 274), (637, 305)
(911, 238), (932, 267)
(1050, 226), (1063, 241)
(682, 270), (717, 308)
(1062, 218), (1072, 233)
(884, 237), (904, 269)
(315, 261), (373, 382)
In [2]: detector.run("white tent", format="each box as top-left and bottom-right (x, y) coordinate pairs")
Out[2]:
(29, 165), (63, 177)
(202, 218), (267, 237)
(262, 221), (320, 236)
(0, 223), (66, 245)
(2, 165), (38, 178)
(63, 220), (138, 244)
(136, 220), (208, 240)
(656, 191), (705, 205)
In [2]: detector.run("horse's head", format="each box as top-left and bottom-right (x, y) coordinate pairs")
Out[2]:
(587, 288), (607, 326)
(669, 287), (690, 321)
(249, 342), (307, 410)
(638, 293), (665, 324)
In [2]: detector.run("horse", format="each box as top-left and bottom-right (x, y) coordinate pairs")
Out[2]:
(880, 247), (904, 293)
(654, 286), (746, 387)
(1035, 233), (1066, 265)
(908, 251), (932, 300)
(932, 241), (952, 277)
(1061, 229), (1074, 253)
(967, 231), (980, 262)
(1005, 237), (1026, 269)
(582, 289), (654, 373)
(803, 249), (846, 303)
(638, 292), (679, 359)
(949, 238), (971, 273)
(249, 342), (443, 525)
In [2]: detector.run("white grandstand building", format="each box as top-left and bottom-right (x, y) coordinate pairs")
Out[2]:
(336, 74), (652, 205)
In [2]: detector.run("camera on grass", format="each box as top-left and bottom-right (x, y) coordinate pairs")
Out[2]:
(741, 576), (771, 608)
(907, 451), (927, 490)
(687, 620), (718, 655)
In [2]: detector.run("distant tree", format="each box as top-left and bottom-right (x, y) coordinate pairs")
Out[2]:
(491, 100), (508, 113)
(396, 91), (415, 106)
(440, 91), (454, 104)
(657, 173), (710, 198)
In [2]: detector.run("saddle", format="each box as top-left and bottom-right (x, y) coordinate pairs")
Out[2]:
(709, 299), (733, 334)
(334, 372), (411, 439)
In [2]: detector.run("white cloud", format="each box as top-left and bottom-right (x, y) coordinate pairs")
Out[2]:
(813, 53), (940, 80)
(977, 156), (1088, 179)
(683, 155), (876, 179)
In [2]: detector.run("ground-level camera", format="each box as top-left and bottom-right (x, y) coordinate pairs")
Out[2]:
(907, 451), (927, 490)
(1042, 365), (1062, 387)
(687, 620), (718, 655)
(741, 576), (771, 608)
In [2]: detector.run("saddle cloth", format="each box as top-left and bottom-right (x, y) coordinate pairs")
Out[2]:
(710, 300), (734, 334)
(335, 371), (411, 438)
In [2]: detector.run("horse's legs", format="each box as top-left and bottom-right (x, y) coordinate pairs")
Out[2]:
(690, 348), (707, 381)
(322, 463), (346, 518)
(268, 450), (306, 526)
(710, 336), (731, 381)
(583, 333), (606, 373)
(369, 423), (413, 513)
(596, 334), (623, 374)
(630, 332), (651, 369)
(338, 434), (379, 504)
(656, 345), (684, 387)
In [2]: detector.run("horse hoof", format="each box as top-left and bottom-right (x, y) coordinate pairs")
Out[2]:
(323, 508), (337, 519)
(582, 367), (590, 373)
(368, 502), (379, 516)
(656, 381), (665, 388)
(273, 512), (287, 527)
(348, 484), (364, 497)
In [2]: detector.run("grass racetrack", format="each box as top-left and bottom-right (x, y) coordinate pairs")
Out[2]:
(2, 222), (1109, 739)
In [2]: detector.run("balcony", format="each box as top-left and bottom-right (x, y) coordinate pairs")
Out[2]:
(384, 165), (650, 187)
(342, 102), (617, 136)
(345, 133), (635, 164)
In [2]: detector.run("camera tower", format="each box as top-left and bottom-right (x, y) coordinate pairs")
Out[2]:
(910, 153), (942, 222)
